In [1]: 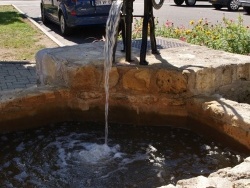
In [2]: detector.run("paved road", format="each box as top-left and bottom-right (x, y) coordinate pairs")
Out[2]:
(1, 0), (250, 46)
(140, 0), (250, 29)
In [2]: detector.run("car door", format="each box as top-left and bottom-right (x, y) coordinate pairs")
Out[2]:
(42, 0), (56, 21)
(49, 0), (61, 23)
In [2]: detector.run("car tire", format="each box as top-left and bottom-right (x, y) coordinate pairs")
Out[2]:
(41, 6), (49, 24)
(185, 0), (196, 6)
(60, 14), (71, 36)
(243, 6), (250, 14)
(174, 0), (184, 6)
(213, 4), (223, 9)
(152, 0), (164, 9)
(227, 0), (239, 11)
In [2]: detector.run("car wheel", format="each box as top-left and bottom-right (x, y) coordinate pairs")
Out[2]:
(227, 0), (239, 11)
(243, 6), (250, 14)
(60, 14), (71, 36)
(174, 0), (184, 6)
(152, 0), (164, 9)
(185, 0), (196, 6)
(41, 6), (48, 24)
(213, 4), (223, 9)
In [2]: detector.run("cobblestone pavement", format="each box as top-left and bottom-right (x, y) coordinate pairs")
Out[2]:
(0, 63), (36, 91)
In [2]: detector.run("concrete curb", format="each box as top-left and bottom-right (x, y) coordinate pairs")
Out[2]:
(12, 4), (65, 47)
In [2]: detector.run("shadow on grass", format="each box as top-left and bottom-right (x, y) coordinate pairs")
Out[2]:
(0, 11), (24, 25)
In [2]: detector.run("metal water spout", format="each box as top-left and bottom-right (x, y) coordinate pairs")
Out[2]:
(118, 0), (164, 65)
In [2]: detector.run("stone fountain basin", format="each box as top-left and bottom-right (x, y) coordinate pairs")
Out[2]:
(1, 40), (249, 148)
(0, 39), (249, 187)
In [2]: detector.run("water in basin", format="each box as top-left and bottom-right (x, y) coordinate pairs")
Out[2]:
(0, 121), (246, 187)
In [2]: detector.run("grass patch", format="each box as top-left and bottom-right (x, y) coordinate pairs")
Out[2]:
(0, 5), (55, 62)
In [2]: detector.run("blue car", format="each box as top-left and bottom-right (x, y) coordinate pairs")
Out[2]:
(41, 0), (112, 35)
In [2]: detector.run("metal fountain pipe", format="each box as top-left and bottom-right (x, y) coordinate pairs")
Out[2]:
(124, 0), (134, 62)
(121, 0), (164, 65)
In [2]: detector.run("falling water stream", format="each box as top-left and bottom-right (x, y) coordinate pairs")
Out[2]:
(104, 0), (123, 145)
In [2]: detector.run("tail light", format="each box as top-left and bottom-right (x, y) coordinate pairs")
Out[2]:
(70, 10), (77, 16)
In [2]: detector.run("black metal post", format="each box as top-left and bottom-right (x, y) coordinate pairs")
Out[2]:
(124, 0), (134, 62)
(140, 0), (159, 65)
(140, 0), (150, 65)
(113, 0), (161, 65)
(149, 5), (159, 55)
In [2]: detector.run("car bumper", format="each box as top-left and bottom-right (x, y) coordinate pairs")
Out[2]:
(209, 0), (227, 5)
(66, 14), (109, 27)
(238, 0), (250, 6)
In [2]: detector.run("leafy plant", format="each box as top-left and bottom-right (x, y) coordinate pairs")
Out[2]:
(131, 16), (250, 55)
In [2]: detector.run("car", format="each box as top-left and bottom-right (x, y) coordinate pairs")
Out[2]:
(173, 0), (206, 6)
(238, 0), (250, 14)
(209, 0), (240, 11)
(41, 0), (112, 35)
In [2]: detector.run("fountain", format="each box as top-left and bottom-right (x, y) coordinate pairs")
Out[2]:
(0, 0), (249, 187)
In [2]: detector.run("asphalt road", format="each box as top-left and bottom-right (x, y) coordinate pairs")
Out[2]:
(1, 0), (250, 46)
(139, 0), (250, 28)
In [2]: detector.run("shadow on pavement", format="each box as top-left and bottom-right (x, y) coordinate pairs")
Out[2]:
(170, 4), (213, 8)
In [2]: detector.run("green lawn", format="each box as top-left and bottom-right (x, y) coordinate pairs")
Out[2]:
(0, 5), (56, 62)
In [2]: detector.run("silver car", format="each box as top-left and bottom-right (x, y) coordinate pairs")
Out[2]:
(209, 0), (240, 11)
(238, 0), (250, 13)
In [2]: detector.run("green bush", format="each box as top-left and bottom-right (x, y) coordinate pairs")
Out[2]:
(131, 16), (250, 55)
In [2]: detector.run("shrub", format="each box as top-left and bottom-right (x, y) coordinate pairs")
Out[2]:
(131, 16), (250, 55)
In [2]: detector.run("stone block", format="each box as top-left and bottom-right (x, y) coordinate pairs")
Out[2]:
(122, 68), (151, 92)
(155, 69), (187, 94)
(69, 66), (102, 91)
(236, 63), (250, 80)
